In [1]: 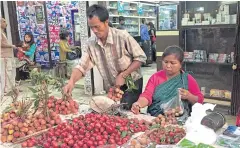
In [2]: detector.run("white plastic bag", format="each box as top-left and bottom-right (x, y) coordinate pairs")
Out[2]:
(184, 103), (217, 145)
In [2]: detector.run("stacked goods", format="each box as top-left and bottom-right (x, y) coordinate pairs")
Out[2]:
(165, 107), (184, 117)
(47, 96), (79, 115)
(1, 110), (61, 143)
(37, 113), (150, 148)
(129, 125), (186, 148)
(152, 114), (178, 126)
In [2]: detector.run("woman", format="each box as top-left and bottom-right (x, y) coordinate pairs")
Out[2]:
(18, 32), (36, 64)
(148, 22), (156, 62)
(59, 30), (73, 61)
(131, 46), (204, 116)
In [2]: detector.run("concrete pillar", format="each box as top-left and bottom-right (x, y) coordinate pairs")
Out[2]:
(2, 1), (12, 44)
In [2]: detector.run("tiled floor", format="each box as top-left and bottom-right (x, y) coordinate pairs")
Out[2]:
(1, 62), (236, 125)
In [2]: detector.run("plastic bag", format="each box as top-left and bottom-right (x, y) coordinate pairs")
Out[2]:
(201, 112), (226, 131)
(215, 135), (240, 148)
(184, 103), (217, 145)
(161, 89), (184, 117)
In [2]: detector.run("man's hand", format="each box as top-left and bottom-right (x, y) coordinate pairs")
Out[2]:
(131, 101), (141, 114)
(63, 81), (75, 96)
(115, 72), (126, 87)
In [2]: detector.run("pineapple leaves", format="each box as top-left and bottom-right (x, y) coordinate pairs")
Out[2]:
(28, 87), (38, 93)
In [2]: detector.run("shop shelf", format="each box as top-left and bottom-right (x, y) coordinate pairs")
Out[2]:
(180, 24), (236, 29)
(107, 7), (117, 10)
(139, 16), (156, 19)
(204, 94), (231, 102)
(124, 9), (137, 11)
(183, 61), (233, 66)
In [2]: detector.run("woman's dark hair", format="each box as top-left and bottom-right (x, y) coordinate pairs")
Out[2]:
(59, 31), (69, 40)
(24, 32), (34, 46)
(87, 4), (109, 22)
(142, 18), (146, 24)
(162, 45), (184, 63)
(148, 22), (155, 29)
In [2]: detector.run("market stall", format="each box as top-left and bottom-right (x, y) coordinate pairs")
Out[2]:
(16, 1), (80, 67)
(0, 70), (239, 148)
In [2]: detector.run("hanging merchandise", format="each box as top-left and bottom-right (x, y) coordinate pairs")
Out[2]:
(118, 1), (124, 13)
(16, 2), (48, 52)
(17, 1), (80, 67)
(35, 5), (44, 24)
(137, 3), (143, 15)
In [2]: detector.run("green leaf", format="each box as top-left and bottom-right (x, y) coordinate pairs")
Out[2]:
(33, 99), (40, 109)
(121, 131), (128, 138)
(2, 106), (13, 114)
(28, 87), (38, 93)
(150, 124), (161, 129)
(31, 94), (39, 99)
(178, 139), (197, 148)
(197, 143), (215, 148)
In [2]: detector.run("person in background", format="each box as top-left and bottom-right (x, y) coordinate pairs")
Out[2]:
(0, 18), (17, 94)
(17, 32), (36, 65)
(64, 4), (147, 110)
(59, 30), (75, 61)
(131, 46), (204, 116)
(140, 18), (151, 65)
(148, 22), (156, 62)
(117, 16), (125, 30)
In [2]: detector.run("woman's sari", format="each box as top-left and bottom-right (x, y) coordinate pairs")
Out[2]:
(147, 72), (191, 117)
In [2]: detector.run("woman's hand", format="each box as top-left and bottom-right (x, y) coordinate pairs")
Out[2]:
(131, 102), (141, 114)
(179, 88), (194, 100)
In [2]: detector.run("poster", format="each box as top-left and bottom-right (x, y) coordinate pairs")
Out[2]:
(35, 6), (44, 24)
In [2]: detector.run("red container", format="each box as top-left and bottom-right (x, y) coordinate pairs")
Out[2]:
(236, 107), (240, 127)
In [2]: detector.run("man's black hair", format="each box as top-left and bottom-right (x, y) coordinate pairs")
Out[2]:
(119, 16), (125, 21)
(87, 4), (109, 22)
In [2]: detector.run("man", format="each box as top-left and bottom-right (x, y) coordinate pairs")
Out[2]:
(64, 5), (146, 109)
(0, 18), (16, 95)
(117, 16), (125, 30)
(140, 18), (151, 65)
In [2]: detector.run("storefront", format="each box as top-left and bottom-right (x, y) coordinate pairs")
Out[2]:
(156, 1), (240, 116)
(16, 1), (81, 67)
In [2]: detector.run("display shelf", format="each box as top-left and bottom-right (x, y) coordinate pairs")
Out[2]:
(107, 1), (157, 36)
(179, 1), (237, 103)
(184, 61), (233, 66)
(125, 23), (139, 25)
(139, 16), (156, 19)
(204, 94), (231, 102)
(109, 15), (139, 18)
(181, 24), (236, 29)
(124, 9), (137, 11)
(107, 7), (117, 10)
(143, 10), (155, 12)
